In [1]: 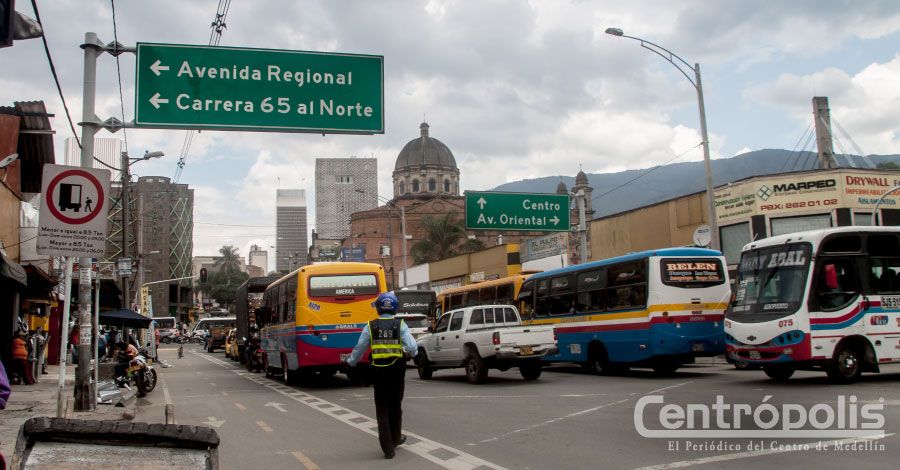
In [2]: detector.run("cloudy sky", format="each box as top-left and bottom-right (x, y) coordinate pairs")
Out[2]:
(3, 0), (899, 270)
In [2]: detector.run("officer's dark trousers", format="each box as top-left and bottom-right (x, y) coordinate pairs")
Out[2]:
(372, 362), (406, 456)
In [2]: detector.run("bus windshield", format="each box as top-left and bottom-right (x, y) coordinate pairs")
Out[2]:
(728, 243), (812, 323)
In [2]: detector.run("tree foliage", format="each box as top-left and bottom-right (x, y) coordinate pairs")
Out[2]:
(197, 245), (248, 310)
(877, 161), (900, 170)
(411, 211), (468, 264)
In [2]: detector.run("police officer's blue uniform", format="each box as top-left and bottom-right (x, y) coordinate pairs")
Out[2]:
(347, 292), (418, 459)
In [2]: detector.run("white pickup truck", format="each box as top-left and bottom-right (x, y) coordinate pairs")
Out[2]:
(414, 305), (557, 384)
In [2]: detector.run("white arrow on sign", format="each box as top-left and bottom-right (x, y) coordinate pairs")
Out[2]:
(149, 93), (169, 109)
(477, 197), (487, 209)
(202, 416), (226, 428)
(550, 215), (560, 225)
(150, 60), (170, 76)
(265, 402), (287, 413)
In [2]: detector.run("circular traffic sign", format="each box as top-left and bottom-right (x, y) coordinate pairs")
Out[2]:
(45, 169), (106, 224)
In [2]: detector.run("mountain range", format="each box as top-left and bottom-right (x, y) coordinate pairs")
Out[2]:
(492, 149), (900, 219)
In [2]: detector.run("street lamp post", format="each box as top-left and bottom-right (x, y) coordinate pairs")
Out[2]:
(605, 27), (719, 251)
(356, 190), (409, 289)
(120, 150), (164, 310)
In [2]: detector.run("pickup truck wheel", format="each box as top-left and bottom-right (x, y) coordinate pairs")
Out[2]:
(465, 353), (488, 384)
(417, 361), (434, 380)
(519, 361), (542, 381)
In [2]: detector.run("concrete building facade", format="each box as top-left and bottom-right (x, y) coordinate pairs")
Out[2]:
(315, 158), (377, 240)
(276, 189), (308, 272)
(248, 244), (268, 273)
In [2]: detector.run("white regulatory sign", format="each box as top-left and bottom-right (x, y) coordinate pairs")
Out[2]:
(36, 164), (111, 257)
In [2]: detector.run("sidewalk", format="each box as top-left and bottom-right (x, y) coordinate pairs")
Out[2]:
(0, 363), (165, 459)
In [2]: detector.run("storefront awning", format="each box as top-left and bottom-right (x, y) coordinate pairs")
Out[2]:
(0, 253), (27, 287)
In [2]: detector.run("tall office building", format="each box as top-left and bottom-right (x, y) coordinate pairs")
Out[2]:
(276, 189), (308, 272)
(65, 137), (123, 181)
(315, 158), (378, 240)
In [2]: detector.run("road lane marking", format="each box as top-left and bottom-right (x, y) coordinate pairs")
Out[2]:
(161, 377), (172, 405)
(256, 420), (274, 432)
(221, 391), (229, 396)
(292, 451), (321, 470)
(193, 351), (508, 470)
(634, 433), (894, 470)
(210, 382), (217, 387)
(472, 382), (690, 445)
(234, 402), (246, 411)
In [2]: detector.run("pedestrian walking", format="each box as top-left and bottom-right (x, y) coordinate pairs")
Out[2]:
(11, 331), (34, 384)
(345, 292), (417, 459)
(36, 326), (49, 374)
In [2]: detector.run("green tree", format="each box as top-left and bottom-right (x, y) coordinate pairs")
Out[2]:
(197, 245), (249, 310)
(411, 211), (467, 264)
(877, 161), (900, 170)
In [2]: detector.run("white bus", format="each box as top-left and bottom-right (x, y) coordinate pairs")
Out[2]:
(725, 226), (900, 383)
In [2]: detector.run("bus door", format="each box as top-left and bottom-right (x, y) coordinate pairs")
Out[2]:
(809, 236), (865, 347)
(865, 233), (900, 360)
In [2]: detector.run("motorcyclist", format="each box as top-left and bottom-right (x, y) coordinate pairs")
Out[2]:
(114, 341), (139, 380)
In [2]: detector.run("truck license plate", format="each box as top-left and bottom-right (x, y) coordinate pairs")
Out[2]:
(692, 343), (704, 352)
(520, 346), (533, 356)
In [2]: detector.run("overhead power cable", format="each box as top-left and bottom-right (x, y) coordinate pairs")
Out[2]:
(110, 0), (129, 154)
(591, 143), (703, 203)
(173, 0), (233, 183)
(30, 0), (80, 149)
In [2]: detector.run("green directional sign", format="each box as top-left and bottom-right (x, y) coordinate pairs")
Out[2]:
(134, 43), (383, 134)
(465, 191), (570, 231)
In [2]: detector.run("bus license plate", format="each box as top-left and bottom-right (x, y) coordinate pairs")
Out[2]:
(692, 344), (704, 352)
(520, 346), (533, 356)
(748, 350), (761, 360)
(339, 353), (350, 361)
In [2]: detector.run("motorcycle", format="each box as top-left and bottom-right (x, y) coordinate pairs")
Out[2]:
(243, 335), (264, 373)
(116, 349), (158, 397)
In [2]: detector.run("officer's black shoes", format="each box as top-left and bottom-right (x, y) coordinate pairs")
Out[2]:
(396, 435), (407, 446)
(384, 451), (395, 459)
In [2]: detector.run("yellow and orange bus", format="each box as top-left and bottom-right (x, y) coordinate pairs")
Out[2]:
(434, 273), (535, 319)
(260, 262), (386, 383)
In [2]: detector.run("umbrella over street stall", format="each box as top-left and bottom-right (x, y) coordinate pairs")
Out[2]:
(99, 309), (153, 329)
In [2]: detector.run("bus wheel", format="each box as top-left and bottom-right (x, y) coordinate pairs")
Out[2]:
(465, 353), (488, 384)
(827, 344), (862, 384)
(281, 356), (295, 385)
(587, 343), (627, 376)
(763, 365), (795, 381)
(519, 360), (542, 381)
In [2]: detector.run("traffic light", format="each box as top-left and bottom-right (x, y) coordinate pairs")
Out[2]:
(199, 268), (208, 283)
(0, 0), (14, 48)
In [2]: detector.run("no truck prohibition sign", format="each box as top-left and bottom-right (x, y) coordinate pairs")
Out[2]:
(37, 164), (111, 257)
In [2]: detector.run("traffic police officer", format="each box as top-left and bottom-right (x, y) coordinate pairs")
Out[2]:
(346, 292), (418, 459)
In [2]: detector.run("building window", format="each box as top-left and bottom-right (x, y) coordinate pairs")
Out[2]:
(412, 179), (420, 192)
(770, 213), (832, 237)
(444, 179), (450, 192)
(720, 222), (751, 265)
(336, 175), (353, 184)
(428, 178), (436, 192)
(854, 212), (875, 226)
(399, 181), (405, 194)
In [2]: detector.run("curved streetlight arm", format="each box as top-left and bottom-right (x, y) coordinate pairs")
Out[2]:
(617, 34), (697, 88)
(871, 185), (900, 225)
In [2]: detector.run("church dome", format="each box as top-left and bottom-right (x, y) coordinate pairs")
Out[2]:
(394, 122), (457, 170)
(556, 181), (568, 195)
(575, 170), (589, 186)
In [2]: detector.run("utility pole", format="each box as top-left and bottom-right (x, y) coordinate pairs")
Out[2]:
(400, 205), (408, 289)
(74, 32), (102, 411)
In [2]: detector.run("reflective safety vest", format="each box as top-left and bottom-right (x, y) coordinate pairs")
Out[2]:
(369, 317), (404, 367)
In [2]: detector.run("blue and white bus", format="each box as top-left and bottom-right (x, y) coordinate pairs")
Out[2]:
(517, 248), (730, 375)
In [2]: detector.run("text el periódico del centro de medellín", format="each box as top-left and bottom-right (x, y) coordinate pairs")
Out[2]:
(172, 61), (374, 116)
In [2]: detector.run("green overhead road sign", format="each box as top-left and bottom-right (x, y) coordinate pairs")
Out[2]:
(134, 43), (383, 134)
(465, 191), (570, 231)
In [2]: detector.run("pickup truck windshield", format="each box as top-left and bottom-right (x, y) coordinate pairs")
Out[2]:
(727, 243), (811, 323)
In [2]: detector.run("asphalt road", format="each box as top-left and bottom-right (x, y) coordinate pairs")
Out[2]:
(141, 345), (900, 469)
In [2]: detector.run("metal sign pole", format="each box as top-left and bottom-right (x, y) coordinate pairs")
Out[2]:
(75, 31), (103, 411)
(56, 257), (74, 418)
(93, 268), (100, 407)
